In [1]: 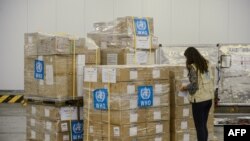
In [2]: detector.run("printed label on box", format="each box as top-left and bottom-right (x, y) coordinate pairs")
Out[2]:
(34, 60), (44, 79)
(28, 36), (33, 44)
(136, 36), (150, 49)
(89, 125), (93, 133)
(93, 88), (108, 110)
(102, 68), (116, 83)
(31, 106), (36, 115)
(30, 118), (35, 126)
(45, 108), (50, 117)
(130, 113), (138, 123)
(184, 97), (189, 104)
(156, 124), (163, 133)
(153, 69), (160, 78)
(46, 121), (52, 130)
(126, 53), (135, 65)
(61, 122), (69, 132)
(138, 86), (153, 107)
(130, 70), (138, 80)
(46, 65), (54, 85)
(84, 68), (97, 82)
(155, 137), (162, 141)
(60, 107), (78, 121)
(107, 54), (118, 65)
(31, 130), (36, 139)
(134, 18), (149, 36)
(181, 121), (188, 129)
(113, 127), (120, 137)
(155, 84), (162, 94)
(183, 133), (190, 141)
(77, 55), (85, 65)
(136, 51), (148, 64)
(71, 120), (83, 141)
(153, 97), (160, 106)
(154, 111), (161, 120)
(129, 127), (138, 136)
(130, 99), (137, 109)
(183, 108), (189, 117)
(63, 135), (70, 141)
(127, 85), (135, 94)
(45, 134), (50, 141)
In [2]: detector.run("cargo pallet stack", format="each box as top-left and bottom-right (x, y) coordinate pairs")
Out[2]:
(169, 67), (196, 141)
(83, 65), (170, 141)
(83, 16), (171, 141)
(24, 32), (100, 141)
(169, 66), (217, 141)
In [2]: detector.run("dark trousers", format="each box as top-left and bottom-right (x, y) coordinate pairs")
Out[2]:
(192, 99), (212, 141)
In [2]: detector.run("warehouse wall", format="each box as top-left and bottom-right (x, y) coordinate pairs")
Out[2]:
(0, 0), (250, 90)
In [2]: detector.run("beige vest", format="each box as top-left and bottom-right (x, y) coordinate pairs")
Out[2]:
(189, 64), (214, 103)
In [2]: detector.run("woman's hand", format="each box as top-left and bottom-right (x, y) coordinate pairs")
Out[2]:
(179, 85), (187, 91)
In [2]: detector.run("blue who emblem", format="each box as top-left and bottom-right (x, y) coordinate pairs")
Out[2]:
(71, 120), (83, 141)
(34, 60), (44, 79)
(138, 86), (153, 107)
(93, 89), (108, 110)
(134, 18), (149, 36)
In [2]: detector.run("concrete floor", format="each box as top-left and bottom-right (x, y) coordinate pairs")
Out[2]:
(0, 104), (232, 141)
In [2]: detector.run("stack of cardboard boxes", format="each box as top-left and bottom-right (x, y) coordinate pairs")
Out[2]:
(24, 32), (98, 141)
(26, 103), (83, 141)
(169, 66), (196, 141)
(169, 66), (216, 141)
(24, 32), (100, 99)
(83, 65), (170, 141)
(87, 16), (158, 65)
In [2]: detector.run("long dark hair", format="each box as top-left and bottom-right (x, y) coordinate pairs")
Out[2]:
(184, 47), (208, 74)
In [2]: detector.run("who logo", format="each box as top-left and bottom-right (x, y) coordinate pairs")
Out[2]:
(93, 88), (108, 110)
(138, 86), (153, 108)
(34, 60), (44, 79)
(134, 18), (149, 36)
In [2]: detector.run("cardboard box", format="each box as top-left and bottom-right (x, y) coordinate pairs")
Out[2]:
(84, 94), (169, 110)
(26, 127), (43, 141)
(100, 47), (156, 65)
(83, 80), (169, 96)
(84, 65), (170, 83)
(171, 130), (196, 141)
(170, 78), (190, 106)
(138, 134), (170, 141)
(147, 107), (170, 121)
(146, 121), (170, 135)
(27, 117), (44, 132)
(170, 119), (195, 132)
(84, 122), (147, 138)
(24, 32), (86, 56)
(102, 123), (147, 138)
(24, 54), (95, 98)
(170, 105), (192, 119)
(42, 131), (71, 141)
(40, 105), (83, 121)
(26, 104), (43, 117)
(84, 121), (103, 137)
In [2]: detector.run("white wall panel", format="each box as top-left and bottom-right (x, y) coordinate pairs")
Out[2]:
(142, 0), (171, 44)
(0, 0), (27, 90)
(229, 0), (250, 43)
(200, 0), (228, 44)
(114, 0), (142, 18)
(27, 0), (56, 32)
(85, 0), (114, 35)
(172, 0), (199, 44)
(56, 0), (85, 37)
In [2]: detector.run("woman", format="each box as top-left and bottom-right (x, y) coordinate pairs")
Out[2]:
(180, 47), (214, 141)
